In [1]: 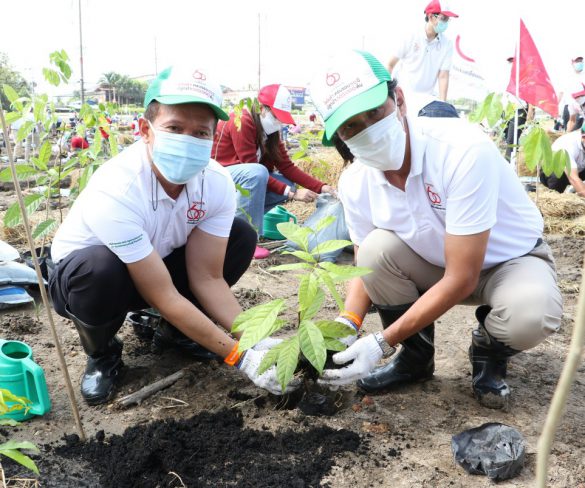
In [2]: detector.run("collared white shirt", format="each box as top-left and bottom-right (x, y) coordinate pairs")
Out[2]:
(51, 142), (237, 264)
(552, 130), (585, 172)
(339, 116), (543, 270)
(391, 28), (454, 97)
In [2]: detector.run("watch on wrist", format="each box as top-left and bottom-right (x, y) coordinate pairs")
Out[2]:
(374, 332), (396, 357)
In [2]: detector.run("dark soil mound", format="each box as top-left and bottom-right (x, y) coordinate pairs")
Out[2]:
(21, 408), (362, 487)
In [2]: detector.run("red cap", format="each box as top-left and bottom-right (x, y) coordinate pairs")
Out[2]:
(424, 0), (459, 17)
(258, 84), (296, 125)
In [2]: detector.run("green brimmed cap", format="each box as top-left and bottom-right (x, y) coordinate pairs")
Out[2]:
(144, 66), (229, 121)
(309, 50), (391, 145)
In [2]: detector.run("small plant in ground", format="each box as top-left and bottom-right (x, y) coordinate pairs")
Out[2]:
(469, 92), (570, 177)
(0, 389), (40, 475)
(231, 217), (371, 392)
(1, 49), (119, 251)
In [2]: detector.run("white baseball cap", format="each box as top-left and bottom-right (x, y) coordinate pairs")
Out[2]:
(310, 50), (392, 144)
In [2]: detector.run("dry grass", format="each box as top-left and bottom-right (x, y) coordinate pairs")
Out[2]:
(530, 187), (585, 218)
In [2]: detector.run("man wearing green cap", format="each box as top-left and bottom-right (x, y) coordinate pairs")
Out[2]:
(310, 50), (562, 410)
(49, 66), (297, 405)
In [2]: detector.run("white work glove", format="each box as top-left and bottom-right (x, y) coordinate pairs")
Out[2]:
(335, 316), (360, 347)
(318, 334), (385, 387)
(237, 348), (300, 395)
(253, 337), (282, 351)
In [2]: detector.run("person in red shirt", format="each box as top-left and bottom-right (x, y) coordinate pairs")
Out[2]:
(212, 84), (336, 259)
(70, 134), (89, 151)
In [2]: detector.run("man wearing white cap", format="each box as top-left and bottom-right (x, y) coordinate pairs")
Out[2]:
(49, 66), (297, 405)
(387, 0), (458, 104)
(310, 50), (562, 410)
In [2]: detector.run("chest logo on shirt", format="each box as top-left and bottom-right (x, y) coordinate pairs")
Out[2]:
(326, 73), (340, 86)
(425, 183), (445, 210)
(187, 201), (206, 224)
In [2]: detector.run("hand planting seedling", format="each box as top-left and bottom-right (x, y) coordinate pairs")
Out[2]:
(231, 217), (370, 400)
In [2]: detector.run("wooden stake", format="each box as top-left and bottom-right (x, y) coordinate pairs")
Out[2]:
(536, 256), (585, 487)
(115, 370), (185, 409)
(0, 107), (86, 441)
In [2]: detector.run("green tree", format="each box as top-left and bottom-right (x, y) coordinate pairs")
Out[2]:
(0, 53), (30, 109)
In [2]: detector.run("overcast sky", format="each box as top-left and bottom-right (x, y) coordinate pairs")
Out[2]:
(2, 0), (582, 101)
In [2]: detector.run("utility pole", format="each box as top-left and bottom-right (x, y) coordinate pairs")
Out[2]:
(257, 13), (261, 90)
(78, 0), (85, 105)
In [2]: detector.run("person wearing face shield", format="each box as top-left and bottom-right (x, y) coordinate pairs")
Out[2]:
(48, 66), (299, 406)
(212, 84), (336, 259)
(387, 0), (458, 105)
(309, 50), (562, 411)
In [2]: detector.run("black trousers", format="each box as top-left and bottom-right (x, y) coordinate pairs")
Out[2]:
(49, 217), (256, 326)
(539, 168), (585, 193)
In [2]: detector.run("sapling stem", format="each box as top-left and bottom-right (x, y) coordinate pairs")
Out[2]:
(0, 106), (86, 441)
(536, 254), (585, 487)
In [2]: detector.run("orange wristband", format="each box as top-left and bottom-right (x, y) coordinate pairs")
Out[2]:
(340, 310), (363, 329)
(224, 341), (241, 367)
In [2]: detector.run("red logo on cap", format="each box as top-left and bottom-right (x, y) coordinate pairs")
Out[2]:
(192, 70), (206, 81)
(326, 73), (340, 86)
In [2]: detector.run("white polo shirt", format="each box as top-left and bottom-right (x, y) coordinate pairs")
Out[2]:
(339, 116), (543, 270)
(552, 130), (585, 172)
(51, 142), (237, 264)
(391, 29), (454, 97)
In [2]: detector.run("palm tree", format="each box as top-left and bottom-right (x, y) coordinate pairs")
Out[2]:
(98, 72), (121, 103)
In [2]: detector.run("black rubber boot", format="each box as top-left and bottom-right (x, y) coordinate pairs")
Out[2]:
(469, 305), (519, 410)
(357, 303), (435, 393)
(152, 318), (219, 361)
(65, 307), (125, 406)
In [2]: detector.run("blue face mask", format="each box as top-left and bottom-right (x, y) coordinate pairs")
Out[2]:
(148, 122), (212, 184)
(574, 62), (584, 73)
(434, 20), (448, 34)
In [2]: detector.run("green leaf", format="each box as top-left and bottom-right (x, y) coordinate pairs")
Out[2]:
(232, 300), (286, 351)
(291, 150), (306, 160)
(299, 320), (327, 374)
(257, 342), (284, 375)
(318, 262), (371, 281)
(276, 221), (311, 251)
(486, 93), (504, 128)
(0, 419), (19, 426)
(3, 194), (44, 228)
(234, 183), (250, 197)
(521, 126), (544, 172)
(268, 262), (313, 272)
(2, 84), (20, 106)
(315, 319), (356, 338)
(0, 164), (38, 183)
(468, 93), (492, 124)
(42, 68), (61, 87)
(276, 336), (300, 392)
(298, 273), (319, 312)
(0, 440), (39, 453)
(0, 447), (39, 474)
(109, 134), (119, 156)
(324, 337), (346, 352)
(16, 120), (34, 142)
(32, 219), (58, 240)
(315, 268), (344, 310)
(37, 140), (52, 168)
(281, 249), (317, 263)
(4, 111), (22, 124)
(311, 240), (352, 257)
(300, 287), (325, 321)
(313, 215), (335, 233)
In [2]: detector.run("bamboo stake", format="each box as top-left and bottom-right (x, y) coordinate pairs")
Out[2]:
(536, 256), (585, 487)
(115, 369), (185, 408)
(0, 107), (86, 441)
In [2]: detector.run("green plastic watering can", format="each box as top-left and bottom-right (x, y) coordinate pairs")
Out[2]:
(263, 206), (297, 240)
(0, 339), (51, 421)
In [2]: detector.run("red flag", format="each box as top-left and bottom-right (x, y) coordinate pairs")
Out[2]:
(507, 19), (558, 117)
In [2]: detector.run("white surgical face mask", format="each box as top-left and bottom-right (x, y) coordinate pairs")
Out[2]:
(344, 106), (406, 171)
(260, 110), (282, 135)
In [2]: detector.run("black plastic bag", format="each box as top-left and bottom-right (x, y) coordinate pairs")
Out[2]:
(451, 422), (526, 481)
(285, 193), (350, 263)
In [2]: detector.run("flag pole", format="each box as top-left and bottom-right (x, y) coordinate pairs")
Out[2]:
(512, 18), (521, 174)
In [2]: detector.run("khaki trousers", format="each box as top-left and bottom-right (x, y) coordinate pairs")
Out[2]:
(357, 230), (563, 351)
